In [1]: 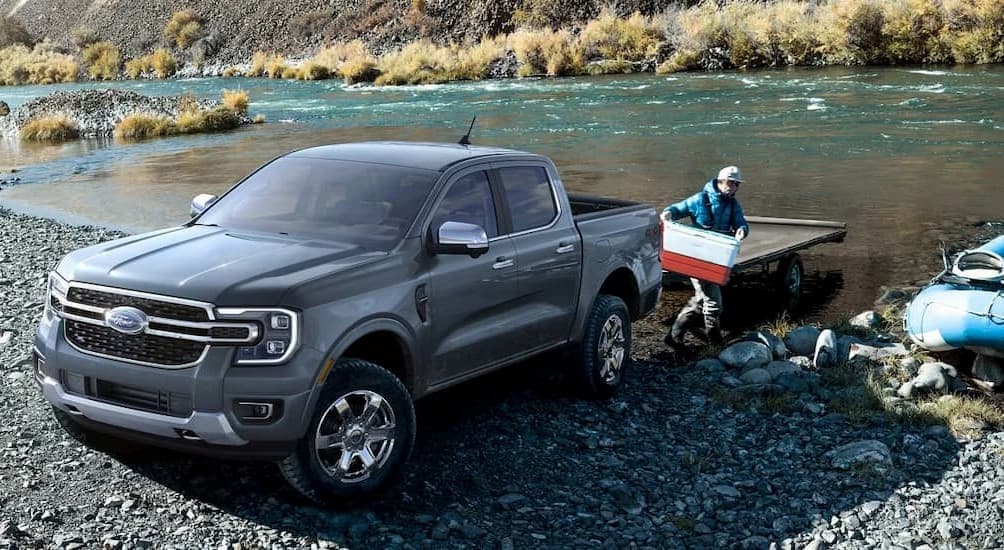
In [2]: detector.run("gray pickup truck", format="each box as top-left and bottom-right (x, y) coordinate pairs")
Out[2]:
(33, 141), (662, 501)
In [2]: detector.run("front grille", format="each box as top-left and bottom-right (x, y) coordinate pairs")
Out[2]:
(211, 326), (252, 339)
(66, 321), (206, 366)
(67, 287), (209, 322)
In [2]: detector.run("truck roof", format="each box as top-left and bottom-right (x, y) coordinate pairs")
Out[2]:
(287, 141), (533, 172)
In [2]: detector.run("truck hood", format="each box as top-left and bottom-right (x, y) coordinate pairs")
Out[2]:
(57, 225), (386, 305)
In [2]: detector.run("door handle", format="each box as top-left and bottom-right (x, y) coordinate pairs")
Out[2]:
(556, 242), (576, 254)
(492, 257), (515, 270)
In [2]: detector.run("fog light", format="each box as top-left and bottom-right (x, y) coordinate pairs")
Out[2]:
(266, 340), (285, 355)
(234, 400), (281, 423)
(33, 350), (45, 382)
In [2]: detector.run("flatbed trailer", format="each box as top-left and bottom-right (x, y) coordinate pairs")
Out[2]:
(664, 216), (847, 310)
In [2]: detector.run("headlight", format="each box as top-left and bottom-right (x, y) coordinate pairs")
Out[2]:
(42, 271), (69, 323)
(216, 308), (300, 365)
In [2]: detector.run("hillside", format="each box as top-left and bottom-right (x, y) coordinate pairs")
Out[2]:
(0, 0), (679, 65)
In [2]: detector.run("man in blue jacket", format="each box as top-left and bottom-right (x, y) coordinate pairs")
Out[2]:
(662, 165), (750, 348)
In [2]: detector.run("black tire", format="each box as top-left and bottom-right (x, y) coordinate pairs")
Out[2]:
(776, 255), (804, 313)
(573, 294), (631, 399)
(278, 358), (416, 504)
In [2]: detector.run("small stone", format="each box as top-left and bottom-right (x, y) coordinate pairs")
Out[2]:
(713, 485), (740, 498)
(497, 494), (525, 510)
(719, 342), (772, 370)
(825, 440), (892, 469)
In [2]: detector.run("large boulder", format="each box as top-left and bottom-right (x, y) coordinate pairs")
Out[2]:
(847, 343), (909, 364)
(745, 331), (787, 360)
(785, 326), (820, 357)
(719, 342), (772, 371)
(896, 362), (959, 399)
(825, 440), (892, 469)
(0, 101), (8, 117)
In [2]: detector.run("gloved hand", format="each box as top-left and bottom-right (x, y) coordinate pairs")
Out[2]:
(735, 227), (746, 241)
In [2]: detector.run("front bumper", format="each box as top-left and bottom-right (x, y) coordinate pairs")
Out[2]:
(35, 312), (323, 459)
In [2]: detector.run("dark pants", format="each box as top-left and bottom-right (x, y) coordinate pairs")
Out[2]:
(668, 278), (723, 345)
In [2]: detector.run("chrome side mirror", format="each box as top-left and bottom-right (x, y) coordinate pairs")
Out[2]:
(430, 221), (489, 258)
(190, 193), (218, 218)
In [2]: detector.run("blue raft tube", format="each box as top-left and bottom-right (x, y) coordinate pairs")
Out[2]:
(905, 235), (1004, 359)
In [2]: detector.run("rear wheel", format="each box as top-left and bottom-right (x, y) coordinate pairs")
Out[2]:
(573, 294), (631, 399)
(278, 358), (416, 503)
(776, 254), (804, 313)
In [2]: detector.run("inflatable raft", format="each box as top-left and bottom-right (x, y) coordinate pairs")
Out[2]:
(905, 235), (1004, 358)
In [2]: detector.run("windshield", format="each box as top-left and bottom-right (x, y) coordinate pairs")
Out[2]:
(196, 157), (439, 251)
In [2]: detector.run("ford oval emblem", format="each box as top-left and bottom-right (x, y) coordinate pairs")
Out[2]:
(105, 306), (149, 335)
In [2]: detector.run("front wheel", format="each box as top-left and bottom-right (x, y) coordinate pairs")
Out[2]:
(278, 358), (416, 503)
(573, 294), (632, 399)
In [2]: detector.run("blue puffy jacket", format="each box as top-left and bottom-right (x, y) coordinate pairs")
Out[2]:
(663, 180), (750, 236)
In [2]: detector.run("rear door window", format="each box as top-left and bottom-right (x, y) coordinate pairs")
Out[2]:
(497, 166), (557, 233)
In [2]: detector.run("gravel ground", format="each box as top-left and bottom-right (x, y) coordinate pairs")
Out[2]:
(2, 208), (1004, 549)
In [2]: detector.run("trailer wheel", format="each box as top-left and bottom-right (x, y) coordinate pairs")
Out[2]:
(776, 254), (804, 313)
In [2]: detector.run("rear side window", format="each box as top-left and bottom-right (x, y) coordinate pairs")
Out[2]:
(431, 171), (499, 238)
(498, 166), (557, 233)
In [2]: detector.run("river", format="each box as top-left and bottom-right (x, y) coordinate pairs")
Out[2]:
(2, 66), (1002, 323)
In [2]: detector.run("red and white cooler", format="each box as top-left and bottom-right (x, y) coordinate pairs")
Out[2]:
(661, 221), (741, 285)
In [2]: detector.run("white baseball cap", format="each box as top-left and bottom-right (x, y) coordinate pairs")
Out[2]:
(717, 165), (743, 183)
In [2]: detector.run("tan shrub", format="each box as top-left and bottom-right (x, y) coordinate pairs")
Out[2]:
(114, 113), (175, 139)
(313, 40), (379, 83)
(164, 9), (204, 48)
(0, 44), (79, 85)
(510, 28), (582, 77)
(221, 89), (249, 114)
(82, 41), (120, 80)
(149, 49), (176, 78)
(21, 115), (79, 142)
(579, 8), (663, 62)
(296, 61), (330, 80)
(125, 57), (149, 78)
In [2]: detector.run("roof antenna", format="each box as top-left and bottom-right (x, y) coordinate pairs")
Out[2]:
(458, 116), (476, 146)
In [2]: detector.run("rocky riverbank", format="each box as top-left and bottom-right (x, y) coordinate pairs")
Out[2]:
(2, 208), (1004, 548)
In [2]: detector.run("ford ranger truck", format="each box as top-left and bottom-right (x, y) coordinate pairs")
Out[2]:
(34, 141), (663, 502)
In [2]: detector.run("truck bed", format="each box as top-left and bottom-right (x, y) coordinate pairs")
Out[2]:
(734, 216), (847, 271)
(568, 193), (649, 220)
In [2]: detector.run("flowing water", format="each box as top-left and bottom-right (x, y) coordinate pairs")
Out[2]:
(2, 66), (1003, 322)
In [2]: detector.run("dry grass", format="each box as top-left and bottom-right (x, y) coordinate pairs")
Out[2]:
(221, 67), (241, 77)
(125, 49), (176, 79)
(313, 40), (379, 83)
(579, 8), (663, 62)
(0, 43), (79, 85)
(20, 115), (79, 142)
(221, 89), (249, 115)
(114, 90), (248, 140)
(113, 113), (175, 139)
(82, 41), (120, 80)
(510, 28), (583, 77)
(164, 9), (204, 48)
(375, 40), (460, 85)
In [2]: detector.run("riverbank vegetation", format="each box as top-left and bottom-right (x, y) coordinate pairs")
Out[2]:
(19, 115), (79, 142)
(1, 0), (1004, 87)
(112, 90), (247, 139)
